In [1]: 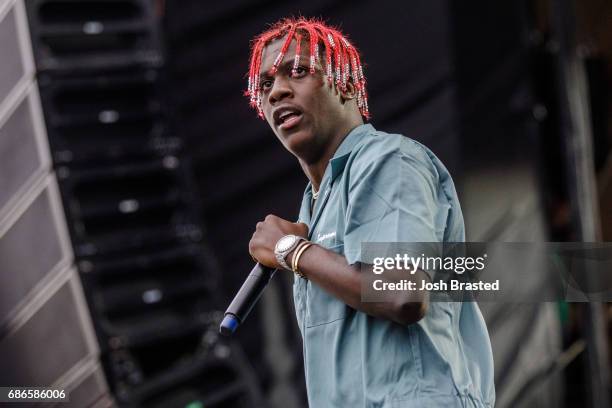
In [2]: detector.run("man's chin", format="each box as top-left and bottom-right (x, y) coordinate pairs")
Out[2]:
(284, 130), (315, 156)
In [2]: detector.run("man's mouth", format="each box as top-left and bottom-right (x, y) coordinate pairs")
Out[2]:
(274, 106), (304, 131)
(278, 111), (303, 130)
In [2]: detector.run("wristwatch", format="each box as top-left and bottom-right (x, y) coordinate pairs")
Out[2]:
(275, 234), (306, 270)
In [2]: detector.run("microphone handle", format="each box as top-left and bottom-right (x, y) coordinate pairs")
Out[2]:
(220, 263), (276, 336)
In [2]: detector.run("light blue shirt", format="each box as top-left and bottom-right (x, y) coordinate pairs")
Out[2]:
(294, 124), (495, 407)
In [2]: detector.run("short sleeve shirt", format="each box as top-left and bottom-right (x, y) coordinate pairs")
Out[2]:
(294, 124), (495, 407)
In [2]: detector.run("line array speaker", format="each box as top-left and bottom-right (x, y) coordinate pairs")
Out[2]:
(25, 0), (264, 406)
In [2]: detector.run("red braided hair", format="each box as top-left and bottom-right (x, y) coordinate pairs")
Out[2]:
(246, 17), (370, 120)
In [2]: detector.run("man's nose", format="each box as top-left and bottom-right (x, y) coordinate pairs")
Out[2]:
(268, 77), (292, 104)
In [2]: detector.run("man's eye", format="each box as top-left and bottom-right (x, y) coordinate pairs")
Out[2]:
(292, 66), (307, 76)
(261, 80), (273, 90)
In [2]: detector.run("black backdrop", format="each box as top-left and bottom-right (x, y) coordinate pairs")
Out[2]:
(163, 1), (551, 405)
(163, 0), (461, 299)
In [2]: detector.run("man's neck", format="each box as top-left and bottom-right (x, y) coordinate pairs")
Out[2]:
(299, 119), (363, 192)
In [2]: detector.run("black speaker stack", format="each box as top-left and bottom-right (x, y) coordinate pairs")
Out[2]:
(24, 0), (263, 406)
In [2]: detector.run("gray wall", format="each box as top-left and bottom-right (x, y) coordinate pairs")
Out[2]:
(0, 1), (113, 406)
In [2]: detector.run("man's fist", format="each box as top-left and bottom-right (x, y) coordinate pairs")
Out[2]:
(249, 214), (309, 269)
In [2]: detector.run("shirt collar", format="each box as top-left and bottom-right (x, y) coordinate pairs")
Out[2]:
(301, 123), (374, 215)
(329, 123), (374, 181)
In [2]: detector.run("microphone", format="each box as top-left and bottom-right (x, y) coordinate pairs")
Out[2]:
(219, 263), (277, 336)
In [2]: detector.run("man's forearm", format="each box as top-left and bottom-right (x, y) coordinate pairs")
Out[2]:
(290, 244), (428, 325)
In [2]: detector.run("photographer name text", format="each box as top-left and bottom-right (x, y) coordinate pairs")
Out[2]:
(372, 279), (500, 291)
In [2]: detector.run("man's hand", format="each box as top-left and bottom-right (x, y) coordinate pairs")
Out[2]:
(249, 214), (309, 269)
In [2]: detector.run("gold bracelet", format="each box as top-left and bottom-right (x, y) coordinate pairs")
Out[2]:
(291, 240), (309, 272)
(293, 242), (313, 279)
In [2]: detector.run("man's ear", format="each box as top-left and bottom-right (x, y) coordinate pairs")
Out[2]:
(340, 79), (357, 103)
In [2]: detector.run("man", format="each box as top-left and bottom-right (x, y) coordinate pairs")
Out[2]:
(247, 17), (495, 407)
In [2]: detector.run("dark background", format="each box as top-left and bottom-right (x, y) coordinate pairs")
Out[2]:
(163, 0), (611, 406)
(0, 0), (610, 406)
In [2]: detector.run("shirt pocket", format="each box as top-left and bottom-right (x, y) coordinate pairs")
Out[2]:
(305, 243), (349, 327)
